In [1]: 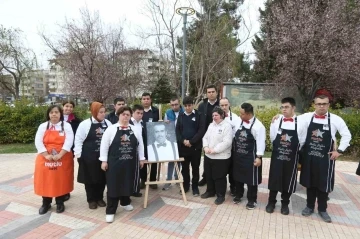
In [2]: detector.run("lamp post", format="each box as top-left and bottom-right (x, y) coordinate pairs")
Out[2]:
(176, 7), (195, 100)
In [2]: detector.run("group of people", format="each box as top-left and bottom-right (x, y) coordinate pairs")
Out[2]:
(33, 85), (352, 224)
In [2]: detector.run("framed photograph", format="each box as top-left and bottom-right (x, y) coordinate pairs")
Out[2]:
(146, 121), (179, 162)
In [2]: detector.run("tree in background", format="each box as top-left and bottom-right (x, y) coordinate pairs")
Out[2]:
(151, 77), (174, 104)
(0, 26), (37, 99)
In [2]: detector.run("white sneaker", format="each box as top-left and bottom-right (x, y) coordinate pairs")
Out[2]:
(106, 214), (114, 223)
(120, 204), (134, 211)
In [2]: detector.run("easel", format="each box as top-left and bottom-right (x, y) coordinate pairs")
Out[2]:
(143, 158), (188, 208)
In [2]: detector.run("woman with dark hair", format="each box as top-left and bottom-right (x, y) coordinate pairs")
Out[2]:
(99, 106), (146, 223)
(201, 106), (233, 205)
(34, 105), (74, 215)
(62, 100), (81, 201)
(74, 102), (112, 209)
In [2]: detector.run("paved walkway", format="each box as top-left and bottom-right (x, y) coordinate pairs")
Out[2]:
(0, 154), (360, 238)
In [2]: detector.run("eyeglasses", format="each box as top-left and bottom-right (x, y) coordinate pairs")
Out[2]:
(315, 103), (329, 107)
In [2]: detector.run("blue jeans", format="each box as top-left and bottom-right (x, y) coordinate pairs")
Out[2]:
(166, 162), (180, 181)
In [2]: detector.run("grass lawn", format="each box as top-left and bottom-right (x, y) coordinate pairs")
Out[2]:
(0, 143), (36, 154)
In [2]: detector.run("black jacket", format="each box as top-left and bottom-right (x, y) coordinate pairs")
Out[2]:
(106, 111), (118, 124)
(197, 97), (219, 129)
(176, 110), (205, 150)
(129, 120), (148, 157)
(142, 105), (160, 123)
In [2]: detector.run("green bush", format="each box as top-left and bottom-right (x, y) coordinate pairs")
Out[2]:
(0, 100), (88, 144)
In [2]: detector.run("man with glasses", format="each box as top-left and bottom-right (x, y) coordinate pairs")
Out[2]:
(299, 95), (351, 223)
(266, 97), (307, 215)
(163, 97), (184, 191)
(106, 97), (126, 124)
(219, 97), (241, 196)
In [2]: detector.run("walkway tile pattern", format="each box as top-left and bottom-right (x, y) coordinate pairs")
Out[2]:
(0, 153), (359, 238)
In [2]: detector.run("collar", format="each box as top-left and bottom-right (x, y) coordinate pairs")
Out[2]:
(282, 114), (296, 119)
(144, 106), (152, 112)
(313, 111), (328, 117)
(208, 99), (217, 105)
(50, 121), (62, 126)
(131, 117), (143, 124)
(184, 110), (195, 116)
(214, 119), (225, 126)
(91, 117), (103, 123)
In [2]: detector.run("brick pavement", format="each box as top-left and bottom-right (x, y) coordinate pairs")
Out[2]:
(0, 153), (360, 238)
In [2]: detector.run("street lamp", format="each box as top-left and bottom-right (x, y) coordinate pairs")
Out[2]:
(176, 7), (195, 100)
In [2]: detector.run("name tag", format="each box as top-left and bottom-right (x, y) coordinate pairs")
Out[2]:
(59, 131), (64, 136)
(218, 129), (222, 134)
(149, 118), (153, 122)
(323, 124), (329, 131)
(277, 129), (282, 135)
(192, 117), (196, 121)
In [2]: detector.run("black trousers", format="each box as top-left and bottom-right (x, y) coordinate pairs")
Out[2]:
(106, 195), (131, 214)
(228, 155), (235, 190)
(268, 190), (292, 205)
(181, 148), (202, 191)
(204, 156), (230, 197)
(235, 181), (258, 203)
(140, 164), (157, 182)
(85, 183), (105, 202)
(43, 195), (65, 205)
(306, 187), (329, 212)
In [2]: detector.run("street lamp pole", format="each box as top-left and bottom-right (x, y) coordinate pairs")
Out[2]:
(176, 7), (195, 100)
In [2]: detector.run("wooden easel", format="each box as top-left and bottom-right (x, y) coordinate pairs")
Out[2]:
(143, 158), (187, 208)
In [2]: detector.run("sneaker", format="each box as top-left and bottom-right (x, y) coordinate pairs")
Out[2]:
(192, 187), (200, 197)
(301, 207), (314, 217)
(265, 203), (275, 213)
(198, 178), (207, 186)
(200, 192), (216, 199)
(281, 205), (289, 215)
(215, 197), (225, 205)
(106, 214), (115, 223)
(162, 183), (171, 191)
(233, 197), (241, 204)
(120, 204), (134, 211)
(246, 202), (256, 210)
(319, 211), (332, 223)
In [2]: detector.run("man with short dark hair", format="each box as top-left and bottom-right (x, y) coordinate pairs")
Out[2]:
(176, 96), (205, 196)
(197, 85), (219, 186)
(266, 97), (307, 215)
(106, 97), (125, 124)
(299, 95), (351, 223)
(141, 93), (160, 189)
(163, 96), (184, 190)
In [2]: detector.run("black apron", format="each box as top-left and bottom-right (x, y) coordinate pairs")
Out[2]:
(300, 114), (334, 192)
(106, 127), (139, 197)
(233, 119), (262, 185)
(268, 117), (300, 193)
(77, 118), (108, 184)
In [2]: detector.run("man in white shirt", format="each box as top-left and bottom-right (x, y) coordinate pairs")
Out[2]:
(266, 97), (307, 215)
(299, 95), (351, 223)
(232, 103), (266, 210)
(219, 97), (241, 196)
(147, 123), (179, 162)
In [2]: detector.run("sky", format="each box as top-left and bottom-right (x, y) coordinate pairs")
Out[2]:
(0, 0), (265, 68)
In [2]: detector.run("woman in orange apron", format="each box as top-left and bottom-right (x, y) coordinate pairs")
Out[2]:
(34, 105), (74, 215)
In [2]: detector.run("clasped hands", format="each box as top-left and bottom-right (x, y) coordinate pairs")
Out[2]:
(183, 140), (192, 147)
(44, 154), (62, 161)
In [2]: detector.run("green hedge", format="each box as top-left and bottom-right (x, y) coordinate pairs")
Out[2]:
(0, 100), (88, 144)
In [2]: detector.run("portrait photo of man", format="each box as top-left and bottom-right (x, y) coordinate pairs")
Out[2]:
(147, 122), (179, 162)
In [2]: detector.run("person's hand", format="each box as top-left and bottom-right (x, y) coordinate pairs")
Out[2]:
(254, 158), (262, 167)
(45, 155), (53, 161)
(204, 147), (210, 154)
(101, 162), (108, 171)
(328, 151), (341, 160)
(208, 148), (215, 154)
(271, 114), (280, 123)
(140, 161), (145, 169)
(53, 155), (62, 161)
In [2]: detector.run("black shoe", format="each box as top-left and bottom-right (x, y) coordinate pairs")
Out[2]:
(246, 202), (256, 210)
(266, 203), (275, 213)
(150, 184), (158, 189)
(39, 204), (51, 215)
(198, 178), (207, 187)
(230, 188), (236, 197)
(301, 207), (314, 217)
(192, 187), (200, 197)
(56, 204), (65, 213)
(89, 201), (98, 209)
(97, 200), (107, 207)
(281, 205), (289, 215)
(200, 192), (216, 199)
(233, 197), (241, 204)
(140, 181), (145, 189)
(319, 211), (332, 223)
(215, 197), (225, 205)
(63, 193), (70, 201)
(132, 192), (143, 197)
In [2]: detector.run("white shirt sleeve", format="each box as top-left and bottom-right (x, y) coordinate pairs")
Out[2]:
(297, 118), (308, 149)
(202, 124), (211, 148)
(334, 115), (352, 151)
(73, 119), (90, 158)
(232, 115), (241, 137)
(62, 122), (74, 152)
(252, 121), (266, 156)
(35, 123), (47, 153)
(213, 123), (233, 153)
(99, 125), (117, 162)
(132, 125), (145, 160)
(270, 118), (280, 142)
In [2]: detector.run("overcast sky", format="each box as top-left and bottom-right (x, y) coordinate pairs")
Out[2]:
(0, 0), (265, 68)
